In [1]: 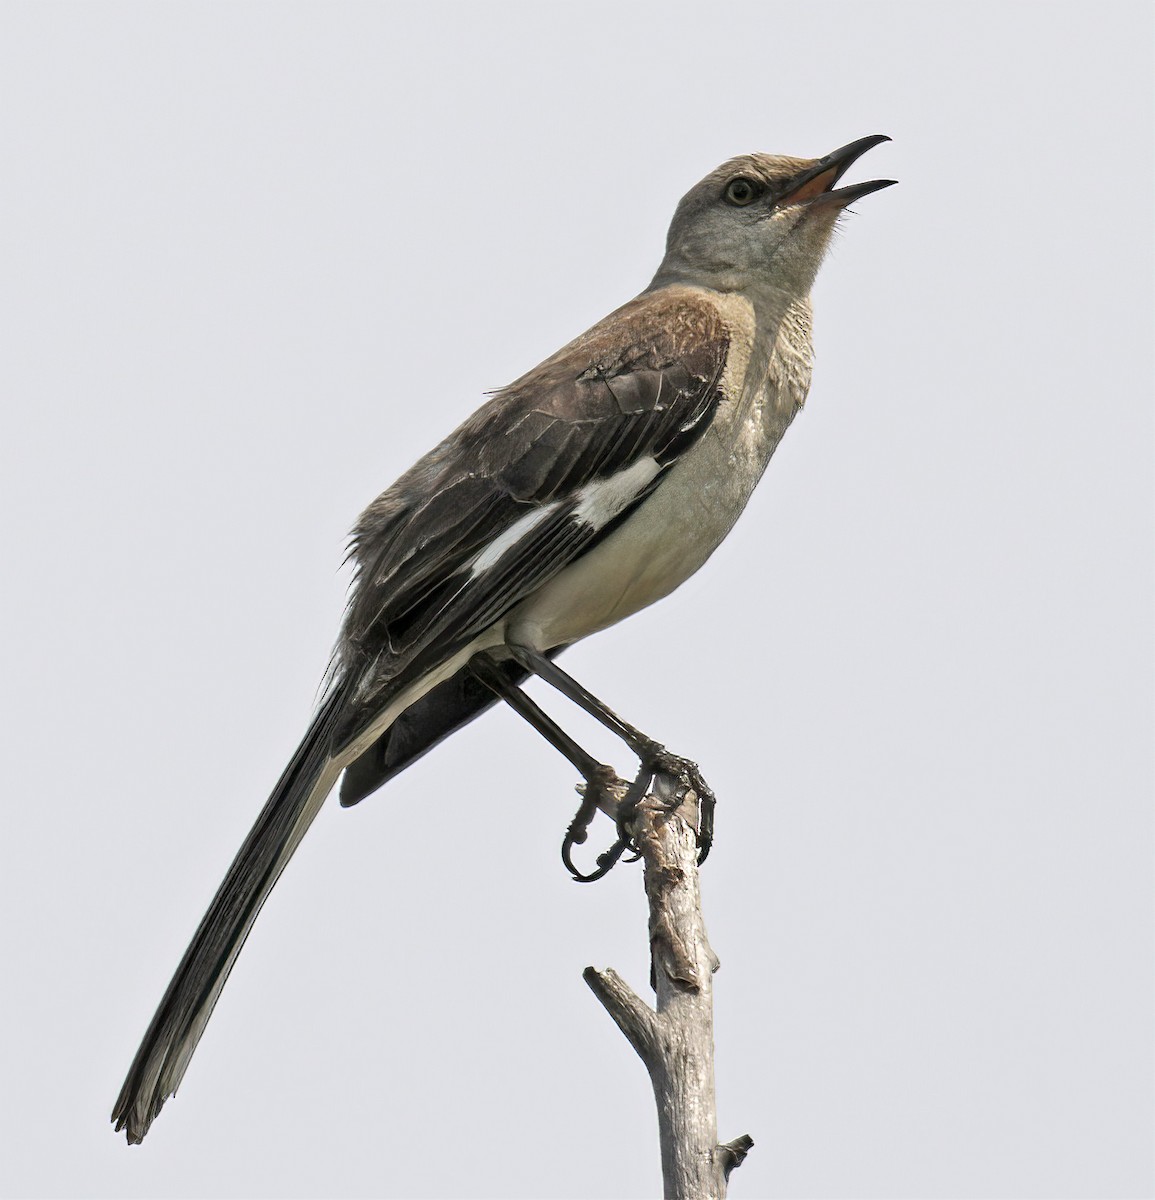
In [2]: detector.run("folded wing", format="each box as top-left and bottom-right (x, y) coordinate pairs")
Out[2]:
(335, 288), (731, 758)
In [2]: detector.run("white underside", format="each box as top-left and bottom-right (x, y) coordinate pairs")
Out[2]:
(507, 396), (783, 649)
(508, 290), (801, 647)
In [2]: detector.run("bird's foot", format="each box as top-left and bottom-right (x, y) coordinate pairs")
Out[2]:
(564, 748), (716, 880)
(563, 764), (637, 883)
(618, 742), (716, 865)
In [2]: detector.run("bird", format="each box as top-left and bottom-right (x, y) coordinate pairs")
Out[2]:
(112, 135), (895, 1144)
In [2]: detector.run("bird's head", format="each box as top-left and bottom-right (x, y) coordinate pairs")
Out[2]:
(651, 135), (895, 300)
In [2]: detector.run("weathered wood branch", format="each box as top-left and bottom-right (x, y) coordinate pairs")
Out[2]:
(584, 771), (752, 1198)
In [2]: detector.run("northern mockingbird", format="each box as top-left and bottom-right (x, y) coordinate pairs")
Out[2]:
(113, 135), (894, 1144)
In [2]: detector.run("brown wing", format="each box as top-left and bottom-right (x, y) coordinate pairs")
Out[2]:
(335, 287), (730, 747)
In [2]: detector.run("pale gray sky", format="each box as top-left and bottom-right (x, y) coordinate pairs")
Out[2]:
(1, 2), (1151, 1197)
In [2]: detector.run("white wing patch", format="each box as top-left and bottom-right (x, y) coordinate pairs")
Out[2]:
(469, 502), (560, 577)
(469, 457), (661, 581)
(573, 457), (661, 530)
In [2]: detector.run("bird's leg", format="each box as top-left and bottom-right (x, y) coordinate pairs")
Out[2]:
(467, 652), (635, 881)
(505, 644), (715, 863)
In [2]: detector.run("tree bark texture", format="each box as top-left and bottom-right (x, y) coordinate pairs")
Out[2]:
(584, 772), (752, 1198)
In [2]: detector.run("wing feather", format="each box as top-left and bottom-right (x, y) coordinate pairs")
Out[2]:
(336, 288), (730, 746)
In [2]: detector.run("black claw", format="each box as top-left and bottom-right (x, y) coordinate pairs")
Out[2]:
(561, 767), (637, 883)
(613, 763), (654, 851)
(560, 787), (600, 877)
(697, 788), (715, 864)
(591, 837), (631, 878)
(565, 824), (632, 883)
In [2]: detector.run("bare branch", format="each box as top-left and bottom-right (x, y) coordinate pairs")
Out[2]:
(583, 772), (753, 1197)
(582, 967), (659, 1063)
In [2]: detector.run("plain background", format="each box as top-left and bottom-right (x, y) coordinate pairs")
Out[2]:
(1, 2), (1151, 1197)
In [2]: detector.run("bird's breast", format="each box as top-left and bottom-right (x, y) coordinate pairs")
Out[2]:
(508, 292), (811, 650)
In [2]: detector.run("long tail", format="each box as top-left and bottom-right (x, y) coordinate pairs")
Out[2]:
(112, 686), (349, 1144)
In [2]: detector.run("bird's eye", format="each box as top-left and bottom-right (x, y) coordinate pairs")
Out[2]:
(724, 177), (761, 206)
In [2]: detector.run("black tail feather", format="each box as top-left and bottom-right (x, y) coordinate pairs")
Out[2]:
(111, 685), (348, 1144)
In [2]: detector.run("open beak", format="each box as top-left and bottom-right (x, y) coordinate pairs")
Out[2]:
(778, 134), (896, 207)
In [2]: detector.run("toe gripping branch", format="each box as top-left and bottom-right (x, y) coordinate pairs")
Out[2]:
(468, 650), (715, 883)
(562, 744), (716, 884)
(560, 766), (639, 884)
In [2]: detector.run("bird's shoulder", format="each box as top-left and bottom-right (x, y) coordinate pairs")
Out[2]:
(496, 283), (740, 412)
(355, 287), (738, 530)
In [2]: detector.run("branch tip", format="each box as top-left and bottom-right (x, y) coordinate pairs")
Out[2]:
(717, 1133), (755, 1180)
(582, 966), (659, 1062)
